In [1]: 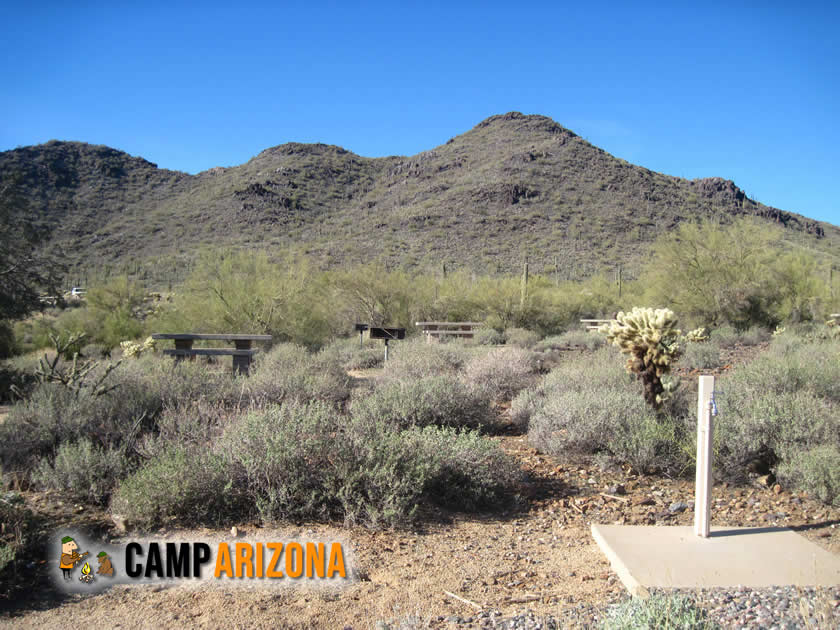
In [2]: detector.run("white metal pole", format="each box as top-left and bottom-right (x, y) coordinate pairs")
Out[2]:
(384, 339), (389, 362)
(694, 375), (715, 537)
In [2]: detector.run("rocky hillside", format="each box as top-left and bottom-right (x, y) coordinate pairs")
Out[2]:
(1, 112), (836, 286)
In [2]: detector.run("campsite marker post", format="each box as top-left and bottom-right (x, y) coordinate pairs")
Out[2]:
(694, 375), (715, 538)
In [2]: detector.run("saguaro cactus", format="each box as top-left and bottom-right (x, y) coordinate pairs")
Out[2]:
(600, 307), (683, 409)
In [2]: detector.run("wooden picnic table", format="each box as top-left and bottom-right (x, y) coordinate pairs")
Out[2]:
(151, 333), (272, 375)
(415, 322), (484, 343)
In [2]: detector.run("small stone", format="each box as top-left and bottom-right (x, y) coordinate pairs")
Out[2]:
(669, 501), (689, 514)
(633, 496), (655, 506)
(607, 484), (626, 495)
(231, 526), (239, 537)
(773, 484), (782, 494)
(757, 474), (774, 487)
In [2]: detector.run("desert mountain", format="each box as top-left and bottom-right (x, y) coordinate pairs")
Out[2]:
(1, 112), (836, 286)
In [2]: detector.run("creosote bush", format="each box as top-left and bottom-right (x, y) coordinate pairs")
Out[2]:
(522, 346), (693, 474)
(379, 339), (470, 382)
(32, 438), (130, 505)
(714, 334), (840, 502)
(504, 327), (540, 348)
(350, 376), (494, 430)
(110, 446), (242, 530)
(680, 341), (722, 371)
(462, 346), (537, 401)
(245, 342), (350, 406)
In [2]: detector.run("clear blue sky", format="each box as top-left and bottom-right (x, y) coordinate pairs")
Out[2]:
(2, 1), (837, 225)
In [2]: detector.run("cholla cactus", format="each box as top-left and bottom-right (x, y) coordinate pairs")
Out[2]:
(684, 327), (709, 343)
(600, 307), (683, 409)
(120, 336), (157, 358)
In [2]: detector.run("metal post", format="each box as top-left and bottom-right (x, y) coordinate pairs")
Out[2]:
(384, 338), (389, 362)
(694, 375), (715, 537)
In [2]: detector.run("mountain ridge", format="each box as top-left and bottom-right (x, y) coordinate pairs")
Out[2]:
(1, 112), (836, 287)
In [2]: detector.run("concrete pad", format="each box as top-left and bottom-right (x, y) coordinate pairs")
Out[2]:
(591, 524), (840, 598)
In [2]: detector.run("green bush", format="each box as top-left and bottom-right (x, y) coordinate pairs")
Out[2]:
(715, 338), (840, 495)
(0, 491), (33, 576)
(380, 339), (469, 382)
(32, 438), (130, 505)
(777, 446), (840, 507)
(680, 342), (722, 370)
(462, 346), (537, 401)
(110, 446), (242, 530)
(317, 337), (384, 371)
(709, 325), (740, 348)
(415, 425), (521, 511)
(350, 376), (494, 430)
(523, 346), (692, 473)
(504, 327), (540, 348)
(601, 593), (719, 630)
(245, 343), (350, 406)
(535, 330), (606, 351)
(222, 402), (519, 528)
(470, 327), (505, 346)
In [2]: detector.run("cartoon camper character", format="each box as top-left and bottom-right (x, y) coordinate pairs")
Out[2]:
(59, 536), (88, 580)
(96, 551), (114, 577)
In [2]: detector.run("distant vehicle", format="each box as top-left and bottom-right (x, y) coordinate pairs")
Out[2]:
(68, 287), (86, 297)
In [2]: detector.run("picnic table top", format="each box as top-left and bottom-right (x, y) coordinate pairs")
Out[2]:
(414, 321), (484, 327)
(151, 333), (273, 341)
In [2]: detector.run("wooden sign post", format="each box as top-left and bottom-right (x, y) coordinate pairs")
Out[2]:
(694, 375), (715, 538)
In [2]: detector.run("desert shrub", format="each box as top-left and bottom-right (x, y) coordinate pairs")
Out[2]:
(0, 361), (37, 403)
(223, 402), (422, 526)
(0, 321), (15, 359)
(416, 425), (521, 510)
(350, 376), (494, 430)
(222, 402), (519, 528)
(139, 400), (233, 458)
(523, 346), (693, 473)
(725, 339), (839, 402)
(32, 438), (130, 505)
(738, 326), (771, 346)
(462, 346), (537, 401)
(510, 386), (544, 429)
(504, 327), (540, 348)
(607, 412), (691, 475)
(316, 336), (384, 371)
(601, 592), (719, 630)
(535, 329), (606, 351)
(110, 446), (243, 530)
(0, 379), (152, 477)
(0, 491), (33, 577)
(680, 341), (722, 370)
(715, 340), (840, 491)
(380, 339), (469, 382)
(777, 446), (840, 507)
(245, 342), (349, 406)
(709, 325), (740, 348)
(471, 327), (505, 346)
(128, 354), (241, 409)
(529, 386), (648, 459)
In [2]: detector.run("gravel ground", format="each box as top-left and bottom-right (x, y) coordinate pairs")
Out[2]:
(379, 586), (840, 629)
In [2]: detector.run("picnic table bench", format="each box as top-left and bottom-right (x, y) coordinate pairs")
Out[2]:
(151, 333), (272, 375)
(415, 322), (484, 343)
